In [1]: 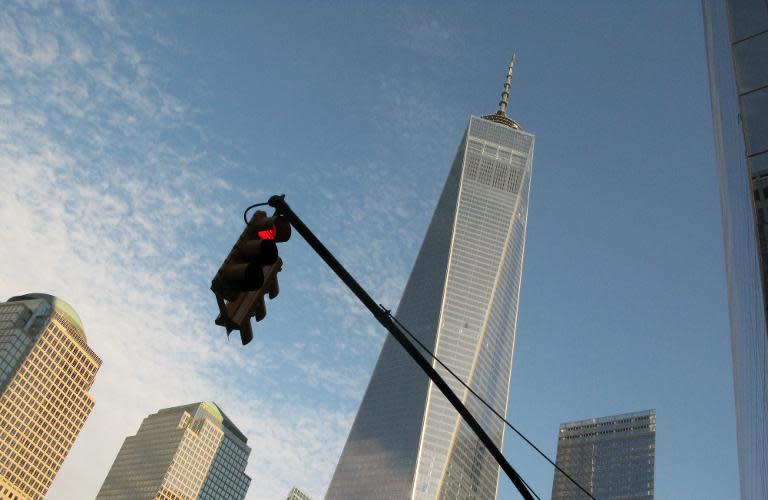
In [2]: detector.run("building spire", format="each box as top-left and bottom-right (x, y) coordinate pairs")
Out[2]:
(482, 55), (521, 129)
(497, 54), (516, 116)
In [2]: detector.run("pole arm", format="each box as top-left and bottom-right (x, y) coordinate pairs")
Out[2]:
(268, 195), (535, 500)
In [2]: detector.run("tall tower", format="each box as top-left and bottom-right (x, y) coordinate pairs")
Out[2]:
(551, 410), (656, 500)
(96, 401), (251, 500)
(0, 293), (101, 500)
(326, 58), (535, 499)
(703, 1), (768, 498)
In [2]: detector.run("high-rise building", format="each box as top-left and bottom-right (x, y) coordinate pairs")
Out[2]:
(0, 293), (101, 500)
(702, 1), (768, 499)
(326, 58), (535, 499)
(551, 410), (656, 500)
(96, 401), (251, 500)
(287, 486), (313, 500)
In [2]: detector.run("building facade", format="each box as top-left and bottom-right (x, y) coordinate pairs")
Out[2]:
(551, 410), (656, 500)
(702, 1), (768, 499)
(325, 59), (535, 499)
(0, 293), (101, 500)
(96, 402), (251, 500)
(287, 486), (313, 500)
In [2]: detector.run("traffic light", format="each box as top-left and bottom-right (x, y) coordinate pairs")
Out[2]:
(211, 210), (291, 345)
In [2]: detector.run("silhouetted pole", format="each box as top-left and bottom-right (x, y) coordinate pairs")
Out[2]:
(268, 194), (535, 500)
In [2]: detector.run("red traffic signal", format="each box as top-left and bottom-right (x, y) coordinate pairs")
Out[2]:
(211, 210), (290, 344)
(257, 215), (291, 242)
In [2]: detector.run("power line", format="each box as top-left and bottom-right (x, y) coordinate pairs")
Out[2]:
(383, 308), (597, 500)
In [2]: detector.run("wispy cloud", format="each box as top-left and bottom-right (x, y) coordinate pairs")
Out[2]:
(0, 2), (356, 498)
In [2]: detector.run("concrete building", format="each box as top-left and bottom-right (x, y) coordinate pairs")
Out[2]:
(96, 402), (251, 500)
(702, 1), (768, 498)
(326, 58), (535, 499)
(551, 410), (656, 500)
(0, 293), (101, 500)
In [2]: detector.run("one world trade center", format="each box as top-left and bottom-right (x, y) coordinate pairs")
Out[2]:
(326, 58), (535, 500)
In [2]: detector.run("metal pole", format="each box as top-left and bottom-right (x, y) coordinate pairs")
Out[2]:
(268, 195), (535, 500)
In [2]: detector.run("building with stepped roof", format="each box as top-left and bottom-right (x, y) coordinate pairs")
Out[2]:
(96, 401), (251, 500)
(0, 293), (101, 500)
(287, 486), (313, 500)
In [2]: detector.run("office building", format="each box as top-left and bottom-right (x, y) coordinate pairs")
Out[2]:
(0, 293), (101, 500)
(326, 58), (535, 499)
(287, 486), (313, 500)
(551, 410), (656, 500)
(702, 1), (768, 498)
(96, 401), (251, 500)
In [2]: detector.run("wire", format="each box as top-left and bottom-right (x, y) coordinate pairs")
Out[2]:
(382, 308), (541, 500)
(383, 307), (597, 500)
(243, 202), (269, 224)
(519, 474), (542, 500)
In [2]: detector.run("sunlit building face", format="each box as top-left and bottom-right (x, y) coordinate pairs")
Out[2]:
(326, 61), (535, 499)
(286, 487), (313, 500)
(96, 401), (251, 500)
(0, 293), (101, 500)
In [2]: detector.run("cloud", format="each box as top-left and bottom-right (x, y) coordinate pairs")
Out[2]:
(0, 9), (60, 74)
(0, 2), (357, 498)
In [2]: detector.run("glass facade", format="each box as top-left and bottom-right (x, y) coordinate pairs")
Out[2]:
(96, 402), (251, 500)
(0, 293), (101, 500)
(326, 103), (534, 498)
(703, 1), (768, 499)
(198, 423), (251, 500)
(551, 410), (655, 500)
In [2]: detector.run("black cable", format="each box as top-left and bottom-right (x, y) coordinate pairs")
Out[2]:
(243, 202), (269, 224)
(384, 308), (597, 500)
(519, 474), (542, 500)
(374, 306), (540, 500)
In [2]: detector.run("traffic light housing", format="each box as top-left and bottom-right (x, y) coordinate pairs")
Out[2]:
(211, 210), (290, 344)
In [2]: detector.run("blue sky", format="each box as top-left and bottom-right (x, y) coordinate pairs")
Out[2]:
(0, 1), (739, 499)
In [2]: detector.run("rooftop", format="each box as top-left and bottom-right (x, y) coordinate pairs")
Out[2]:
(7, 293), (86, 342)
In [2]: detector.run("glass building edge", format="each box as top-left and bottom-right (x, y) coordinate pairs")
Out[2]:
(326, 108), (533, 499)
(702, 1), (768, 499)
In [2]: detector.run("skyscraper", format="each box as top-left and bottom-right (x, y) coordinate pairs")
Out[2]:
(0, 293), (101, 500)
(287, 486), (313, 500)
(550, 410), (656, 500)
(96, 401), (251, 500)
(326, 58), (535, 499)
(702, 1), (768, 499)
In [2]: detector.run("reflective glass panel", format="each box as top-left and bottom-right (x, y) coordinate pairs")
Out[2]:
(743, 87), (768, 154)
(727, 0), (768, 40)
(734, 33), (768, 93)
